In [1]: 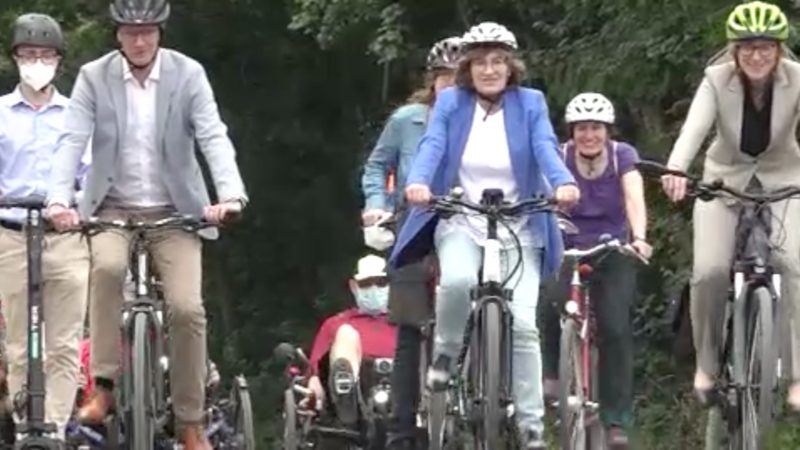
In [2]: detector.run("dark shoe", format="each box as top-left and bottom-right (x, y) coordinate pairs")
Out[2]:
(523, 429), (547, 450)
(426, 355), (451, 392)
(77, 387), (114, 425)
(329, 357), (359, 427)
(607, 426), (629, 449)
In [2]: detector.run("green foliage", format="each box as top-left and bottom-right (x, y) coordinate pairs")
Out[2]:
(5, 0), (800, 446)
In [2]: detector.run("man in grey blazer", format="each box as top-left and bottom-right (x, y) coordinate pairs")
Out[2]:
(47, 0), (247, 447)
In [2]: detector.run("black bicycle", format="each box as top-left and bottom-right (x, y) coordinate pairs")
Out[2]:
(81, 215), (253, 449)
(425, 188), (555, 450)
(639, 161), (793, 450)
(0, 196), (62, 450)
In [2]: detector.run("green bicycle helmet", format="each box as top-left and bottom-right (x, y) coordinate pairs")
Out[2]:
(726, 1), (789, 41)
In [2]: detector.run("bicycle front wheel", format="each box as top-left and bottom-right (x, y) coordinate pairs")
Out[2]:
(741, 286), (778, 449)
(476, 300), (503, 450)
(232, 375), (256, 449)
(128, 313), (156, 450)
(558, 318), (587, 450)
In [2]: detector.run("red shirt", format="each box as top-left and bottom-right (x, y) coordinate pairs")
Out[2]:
(308, 308), (397, 375)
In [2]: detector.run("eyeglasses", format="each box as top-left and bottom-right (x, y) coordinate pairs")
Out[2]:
(118, 27), (160, 40)
(738, 42), (778, 58)
(14, 50), (59, 65)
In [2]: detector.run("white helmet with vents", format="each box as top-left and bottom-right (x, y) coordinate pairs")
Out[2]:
(461, 21), (517, 50)
(427, 36), (463, 70)
(564, 92), (615, 124)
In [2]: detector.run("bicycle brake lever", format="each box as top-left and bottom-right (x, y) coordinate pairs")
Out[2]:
(622, 244), (650, 265)
(430, 205), (457, 220)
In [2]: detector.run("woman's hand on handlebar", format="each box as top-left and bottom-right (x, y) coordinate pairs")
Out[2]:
(661, 174), (688, 202)
(554, 184), (580, 209)
(630, 238), (653, 260)
(405, 183), (432, 206)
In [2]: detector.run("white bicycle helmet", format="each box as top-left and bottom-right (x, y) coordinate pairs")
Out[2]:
(461, 21), (518, 50)
(427, 36), (462, 70)
(564, 93), (615, 125)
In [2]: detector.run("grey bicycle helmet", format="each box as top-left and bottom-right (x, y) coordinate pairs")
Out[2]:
(110, 0), (170, 25)
(11, 13), (65, 55)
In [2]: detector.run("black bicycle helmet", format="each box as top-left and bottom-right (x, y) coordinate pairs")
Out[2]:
(109, 0), (170, 26)
(12, 13), (65, 55)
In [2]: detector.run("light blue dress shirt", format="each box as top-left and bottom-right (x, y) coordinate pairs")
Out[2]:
(0, 87), (90, 224)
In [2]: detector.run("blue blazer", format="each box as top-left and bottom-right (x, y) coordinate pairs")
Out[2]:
(388, 86), (575, 278)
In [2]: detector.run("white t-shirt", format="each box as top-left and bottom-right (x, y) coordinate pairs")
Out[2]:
(435, 103), (540, 247)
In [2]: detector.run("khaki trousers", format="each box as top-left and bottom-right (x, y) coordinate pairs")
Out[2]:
(89, 208), (207, 424)
(0, 228), (89, 435)
(691, 197), (800, 379)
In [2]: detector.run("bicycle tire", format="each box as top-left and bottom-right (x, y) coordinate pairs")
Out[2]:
(233, 376), (256, 449)
(558, 318), (586, 450)
(282, 388), (298, 450)
(742, 286), (777, 449)
(587, 346), (606, 450)
(477, 300), (503, 450)
(129, 313), (155, 450)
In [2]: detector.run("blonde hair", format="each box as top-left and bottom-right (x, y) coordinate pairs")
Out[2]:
(455, 46), (526, 89)
(405, 68), (457, 106)
(406, 72), (437, 105)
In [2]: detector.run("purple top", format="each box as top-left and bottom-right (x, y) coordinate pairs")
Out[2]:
(562, 140), (640, 249)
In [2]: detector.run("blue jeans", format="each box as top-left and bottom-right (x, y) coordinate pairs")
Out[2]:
(434, 231), (545, 434)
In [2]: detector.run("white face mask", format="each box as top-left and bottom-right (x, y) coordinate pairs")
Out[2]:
(19, 61), (56, 91)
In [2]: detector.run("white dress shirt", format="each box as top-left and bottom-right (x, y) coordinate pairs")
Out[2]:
(106, 51), (171, 207)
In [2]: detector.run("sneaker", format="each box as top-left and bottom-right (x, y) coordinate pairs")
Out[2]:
(329, 358), (359, 427)
(426, 355), (451, 392)
(523, 429), (547, 450)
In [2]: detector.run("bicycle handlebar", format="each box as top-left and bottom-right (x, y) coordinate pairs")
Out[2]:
(80, 215), (217, 233)
(564, 237), (649, 265)
(637, 160), (800, 204)
(0, 195), (47, 210)
(429, 194), (555, 218)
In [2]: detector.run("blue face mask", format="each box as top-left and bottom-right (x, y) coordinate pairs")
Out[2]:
(355, 286), (389, 316)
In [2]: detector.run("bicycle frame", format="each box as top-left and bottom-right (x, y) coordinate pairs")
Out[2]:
(455, 190), (515, 412)
(730, 206), (782, 386)
(120, 230), (169, 428)
(565, 260), (595, 411)
(560, 239), (639, 412)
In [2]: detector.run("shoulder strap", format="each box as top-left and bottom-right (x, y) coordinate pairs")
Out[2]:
(559, 142), (568, 161)
(610, 140), (619, 176)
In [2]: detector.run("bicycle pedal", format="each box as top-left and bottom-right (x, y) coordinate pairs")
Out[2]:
(555, 396), (584, 412)
(333, 374), (354, 395)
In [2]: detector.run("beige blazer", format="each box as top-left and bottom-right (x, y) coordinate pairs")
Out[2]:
(668, 58), (800, 190)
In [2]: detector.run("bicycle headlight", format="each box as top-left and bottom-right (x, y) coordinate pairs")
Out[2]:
(373, 389), (389, 405)
(565, 300), (579, 315)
